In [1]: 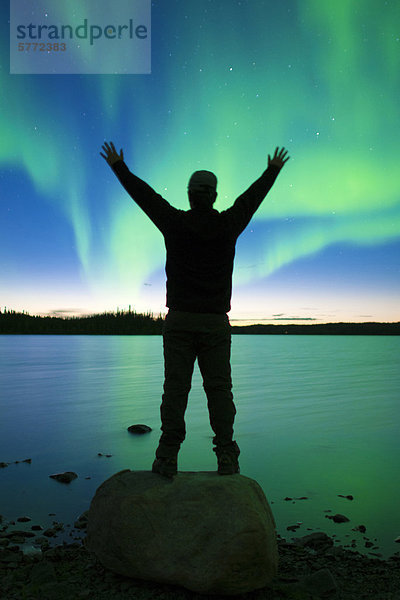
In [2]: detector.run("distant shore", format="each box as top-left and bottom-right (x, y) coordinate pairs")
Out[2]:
(231, 322), (400, 335)
(0, 310), (399, 335)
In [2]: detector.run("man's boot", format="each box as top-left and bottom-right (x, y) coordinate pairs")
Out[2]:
(213, 440), (240, 475)
(152, 443), (179, 478)
(152, 456), (178, 478)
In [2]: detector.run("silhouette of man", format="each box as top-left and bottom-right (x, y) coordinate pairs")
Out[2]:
(101, 141), (290, 477)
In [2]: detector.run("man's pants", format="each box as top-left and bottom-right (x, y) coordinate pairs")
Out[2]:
(155, 310), (237, 459)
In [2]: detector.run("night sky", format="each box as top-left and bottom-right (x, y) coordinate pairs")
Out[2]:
(1, 0), (399, 324)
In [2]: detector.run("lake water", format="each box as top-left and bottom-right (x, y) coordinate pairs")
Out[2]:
(0, 334), (399, 559)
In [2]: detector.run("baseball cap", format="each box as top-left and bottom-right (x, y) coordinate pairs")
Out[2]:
(188, 170), (217, 191)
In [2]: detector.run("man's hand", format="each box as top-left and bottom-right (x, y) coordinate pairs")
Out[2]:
(268, 146), (290, 169)
(100, 141), (124, 166)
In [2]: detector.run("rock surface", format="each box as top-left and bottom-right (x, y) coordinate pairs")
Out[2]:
(328, 513), (350, 523)
(127, 424), (152, 434)
(85, 469), (278, 595)
(293, 532), (334, 550)
(49, 471), (78, 484)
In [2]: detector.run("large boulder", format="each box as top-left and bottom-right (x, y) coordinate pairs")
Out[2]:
(85, 469), (278, 595)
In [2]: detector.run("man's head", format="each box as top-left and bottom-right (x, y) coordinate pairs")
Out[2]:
(187, 170), (217, 209)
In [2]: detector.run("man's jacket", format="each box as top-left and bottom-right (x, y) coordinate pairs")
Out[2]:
(111, 160), (281, 314)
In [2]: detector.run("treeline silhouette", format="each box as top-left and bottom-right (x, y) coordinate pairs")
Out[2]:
(0, 308), (164, 335)
(230, 322), (400, 335)
(0, 309), (399, 335)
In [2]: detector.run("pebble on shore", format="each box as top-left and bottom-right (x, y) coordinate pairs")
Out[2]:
(0, 458), (32, 468)
(49, 472), (78, 484)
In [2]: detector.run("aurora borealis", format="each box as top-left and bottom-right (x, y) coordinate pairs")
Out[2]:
(1, 0), (399, 323)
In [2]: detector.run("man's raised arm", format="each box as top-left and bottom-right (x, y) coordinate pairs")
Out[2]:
(100, 141), (175, 230)
(226, 146), (290, 234)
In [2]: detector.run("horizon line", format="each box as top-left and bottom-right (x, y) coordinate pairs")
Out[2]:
(1, 308), (399, 326)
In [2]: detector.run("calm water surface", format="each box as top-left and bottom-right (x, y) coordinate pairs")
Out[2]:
(0, 334), (399, 558)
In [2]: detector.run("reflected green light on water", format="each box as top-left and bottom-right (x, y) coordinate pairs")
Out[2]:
(0, 334), (399, 558)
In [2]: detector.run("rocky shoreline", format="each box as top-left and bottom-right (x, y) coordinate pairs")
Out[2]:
(1, 515), (400, 600)
(2, 455), (400, 598)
